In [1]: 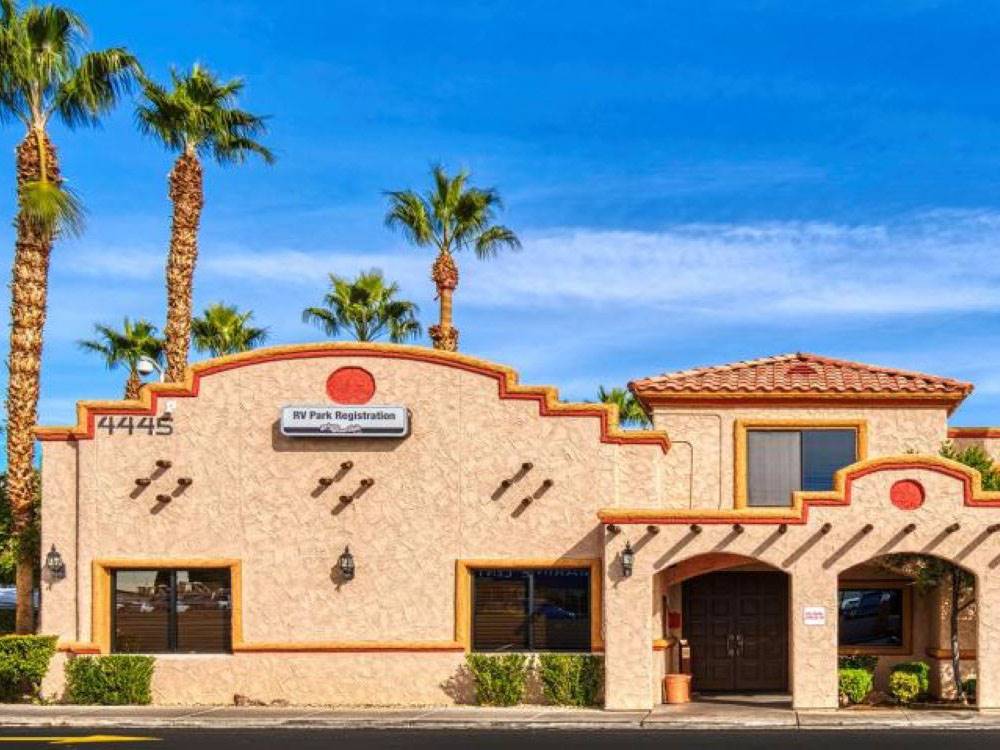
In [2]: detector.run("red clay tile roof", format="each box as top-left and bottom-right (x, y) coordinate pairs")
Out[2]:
(630, 353), (973, 400)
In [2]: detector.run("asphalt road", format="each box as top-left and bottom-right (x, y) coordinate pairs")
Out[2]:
(0, 729), (999, 748)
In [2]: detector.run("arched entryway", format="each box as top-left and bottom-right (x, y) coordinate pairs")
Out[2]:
(837, 552), (977, 704)
(655, 553), (791, 697)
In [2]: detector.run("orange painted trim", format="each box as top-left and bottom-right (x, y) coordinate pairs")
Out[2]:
(949, 427), (1000, 439)
(926, 647), (977, 659)
(653, 638), (676, 651)
(233, 641), (465, 653)
(733, 419), (867, 510)
(93, 558), (243, 655)
(35, 343), (669, 453)
(455, 558), (603, 651)
(57, 642), (101, 655)
(598, 454), (1000, 525)
(636, 391), (966, 414)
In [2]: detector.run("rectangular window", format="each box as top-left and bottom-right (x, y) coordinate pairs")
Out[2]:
(838, 586), (906, 648)
(747, 428), (857, 506)
(112, 569), (232, 654)
(472, 568), (591, 652)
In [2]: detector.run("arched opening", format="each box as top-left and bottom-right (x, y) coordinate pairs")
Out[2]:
(838, 553), (977, 706)
(654, 553), (791, 702)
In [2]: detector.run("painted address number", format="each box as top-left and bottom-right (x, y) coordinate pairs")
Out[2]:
(96, 416), (173, 436)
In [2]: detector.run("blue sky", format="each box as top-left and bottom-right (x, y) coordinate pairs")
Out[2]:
(3, 0), (1000, 431)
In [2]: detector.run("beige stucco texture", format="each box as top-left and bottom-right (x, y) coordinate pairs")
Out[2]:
(36, 345), (1000, 710)
(39, 347), (671, 705)
(603, 461), (1000, 710)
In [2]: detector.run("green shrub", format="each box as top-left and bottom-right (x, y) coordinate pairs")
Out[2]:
(465, 654), (529, 706)
(890, 661), (930, 696)
(839, 654), (878, 673)
(65, 655), (155, 705)
(962, 678), (977, 700)
(838, 667), (874, 705)
(889, 671), (921, 704)
(0, 635), (57, 702)
(537, 654), (603, 706)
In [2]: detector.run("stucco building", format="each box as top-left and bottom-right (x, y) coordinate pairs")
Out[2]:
(35, 344), (1000, 709)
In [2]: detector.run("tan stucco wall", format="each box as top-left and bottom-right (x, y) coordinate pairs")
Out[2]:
(39, 348), (671, 705)
(653, 405), (949, 510)
(602, 463), (1000, 710)
(37, 345), (1000, 711)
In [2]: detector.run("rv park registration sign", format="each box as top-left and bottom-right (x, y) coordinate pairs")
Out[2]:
(280, 405), (409, 438)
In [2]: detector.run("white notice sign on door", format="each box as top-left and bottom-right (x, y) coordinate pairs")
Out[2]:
(803, 606), (827, 626)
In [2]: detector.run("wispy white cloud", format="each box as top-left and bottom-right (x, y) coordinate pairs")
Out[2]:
(59, 209), (1000, 323)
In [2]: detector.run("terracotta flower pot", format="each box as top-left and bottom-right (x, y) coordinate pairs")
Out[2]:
(663, 673), (692, 704)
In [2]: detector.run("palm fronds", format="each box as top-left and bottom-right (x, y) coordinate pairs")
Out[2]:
(303, 269), (422, 344)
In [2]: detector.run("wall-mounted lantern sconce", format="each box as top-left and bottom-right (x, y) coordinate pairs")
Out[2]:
(621, 541), (635, 578)
(338, 546), (355, 581)
(45, 545), (66, 580)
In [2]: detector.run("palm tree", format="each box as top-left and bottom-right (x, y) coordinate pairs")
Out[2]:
(192, 302), (268, 357)
(385, 166), (520, 351)
(302, 269), (421, 343)
(79, 318), (164, 399)
(597, 386), (651, 428)
(136, 64), (274, 383)
(0, 0), (139, 633)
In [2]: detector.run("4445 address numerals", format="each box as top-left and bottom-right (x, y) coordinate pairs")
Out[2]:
(96, 415), (173, 436)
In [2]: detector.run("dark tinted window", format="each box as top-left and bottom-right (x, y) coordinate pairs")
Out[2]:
(838, 587), (904, 647)
(802, 430), (857, 491)
(113, 569), (232, 653)
(748, 429), (857, 506)
(472, 569), (590, 652)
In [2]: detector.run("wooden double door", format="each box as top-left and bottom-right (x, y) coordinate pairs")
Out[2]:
(682, 571), (789, 692)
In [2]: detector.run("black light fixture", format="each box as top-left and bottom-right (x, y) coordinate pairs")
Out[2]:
(621, 541), (635, 578)
(45, 545), (66, 580)
(338, 546), (355, 581)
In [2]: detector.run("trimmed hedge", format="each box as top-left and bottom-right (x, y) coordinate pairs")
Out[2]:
(65, 655), (155, 705)
(537, 654), (602, 707)
(0, 634), (57, 702)
(465, 654), (529, 706)
(838, 654), (878, 673)
(838, 667), (873, 705)
(889, 671), (921, 704)
(890, 661), (930, 697)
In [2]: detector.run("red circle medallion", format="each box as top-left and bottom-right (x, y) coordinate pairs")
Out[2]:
(890, 479), (925, 510)
(326, 367), (376, 404)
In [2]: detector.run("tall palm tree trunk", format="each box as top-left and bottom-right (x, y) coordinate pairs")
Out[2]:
(6, 128), (60, 634)
(125, 367), (142, 399)
(163, 151), (204, 382)
(429, 251), (459, 351)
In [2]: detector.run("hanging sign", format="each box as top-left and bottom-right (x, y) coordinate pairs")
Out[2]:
(280, 405), (409, 438)
(803, 606), (827, 626)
